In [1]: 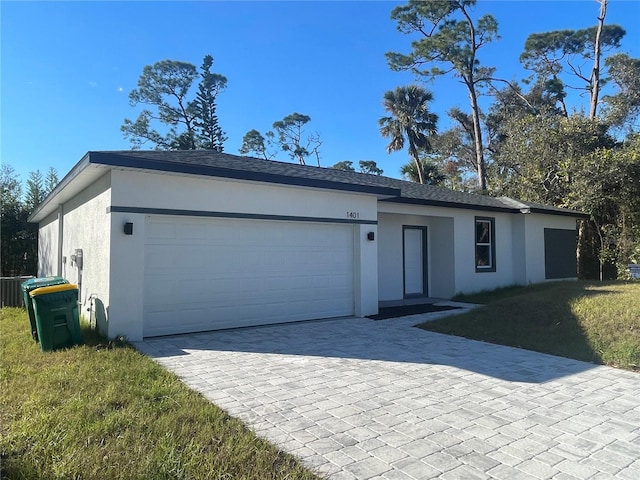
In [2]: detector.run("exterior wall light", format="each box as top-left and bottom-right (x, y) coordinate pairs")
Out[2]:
(124, 222), (134, 235)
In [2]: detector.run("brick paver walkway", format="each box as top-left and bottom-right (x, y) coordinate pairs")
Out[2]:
(135, 310), (640, 479)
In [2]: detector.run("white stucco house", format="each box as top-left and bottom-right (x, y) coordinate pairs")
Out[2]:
(29, 150), (585, 341)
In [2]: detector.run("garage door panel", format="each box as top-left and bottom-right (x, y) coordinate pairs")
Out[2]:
(145, 245), (178, 270)
(144, 276), (176, 303)
(143, 216), (354, 336)
(146, 220), (177, 240)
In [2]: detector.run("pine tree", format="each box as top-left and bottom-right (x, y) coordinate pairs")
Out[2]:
(194, 55), (228, 151)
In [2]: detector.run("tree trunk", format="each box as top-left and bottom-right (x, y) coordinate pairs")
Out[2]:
(410, 145), (425, 184)
(469, 87), (486, 191)
(460, 5), (487, 192)
(590, 0), (607, 120)
(577, 219), (584, 279)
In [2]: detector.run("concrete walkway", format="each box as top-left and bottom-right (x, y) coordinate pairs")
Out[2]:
(134, 310), (640, 480)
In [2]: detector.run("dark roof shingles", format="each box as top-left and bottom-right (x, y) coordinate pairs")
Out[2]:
(92, 150), (583, 217)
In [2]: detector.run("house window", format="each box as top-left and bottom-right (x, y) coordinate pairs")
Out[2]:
(475, 217), (496, 272)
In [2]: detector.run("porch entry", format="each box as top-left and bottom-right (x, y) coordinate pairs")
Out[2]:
(403, 226), (428, 297)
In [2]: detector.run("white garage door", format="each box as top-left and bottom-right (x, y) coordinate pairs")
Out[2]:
(143, 215), (355, 336)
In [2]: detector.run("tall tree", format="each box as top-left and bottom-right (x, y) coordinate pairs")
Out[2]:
(122, 56), (227, 150)
(379, 85), (438, 185)
(431, 108), (486, 189)
(358, 160), (383, 176)
(240, 114), (322, 165)
(331, 160), (384, 175)
(400, 158), (445, 185)
(239, 129), (274, 159)
(568, 137), (640, 279)
(271, 113), (322, 166)
(485, 81), (562, 150)
(24, 170), (46, 212)
(194, 55), (227, 151)
(122, 60), (198, 149)
(490, 113), (614, 204)
(1, 165), (23, 275)
(45, 167), (59, 195)
(387, 0), (498, 190)
(602, 53), (640, 129)
(331, 161), (355, 172)
(520, 0), (625, 120)
(1, 165), (38, 275)
(1, 164), (22, 211)
(487, 111), (631, 279)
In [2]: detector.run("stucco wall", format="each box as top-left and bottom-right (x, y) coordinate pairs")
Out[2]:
(377, 203), (570, 298)
(354, 224), (379, 317)
(511, 215), (527, 285)
(37, 211), (59, 277)
(110, 170), (378, 221)
(108, 210), (146, 340)
(377, 211), (455, 301)
(108, 170), (379, 340)
(59, 172), (111, 335)
(452, 211), (516, 295)
(429, 216), (455, 298)
(523, 214), (578, 283)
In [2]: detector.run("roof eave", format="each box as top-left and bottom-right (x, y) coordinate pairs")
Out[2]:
(380, 196), (521, 214)
(88, 151), (401, 198)
(28, 152), (92, 223)
(526, 207), (589, 219)
(381, 197), (588, 218)
(29, 151), (401, 223)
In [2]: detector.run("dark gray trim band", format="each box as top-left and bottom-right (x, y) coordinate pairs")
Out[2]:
(107, 206), (377, 225)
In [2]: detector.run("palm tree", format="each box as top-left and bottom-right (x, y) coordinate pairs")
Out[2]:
(400, 158), (445, 185)
(379, 85), (438, 184)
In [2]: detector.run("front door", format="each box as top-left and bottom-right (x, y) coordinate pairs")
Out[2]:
(403, 226), (428, 297)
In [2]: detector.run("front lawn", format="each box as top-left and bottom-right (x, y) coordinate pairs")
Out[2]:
(419, 281), (640, 371)
(0, 308), (320, 480)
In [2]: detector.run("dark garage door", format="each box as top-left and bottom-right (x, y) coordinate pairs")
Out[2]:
(544, 228), (577, 279)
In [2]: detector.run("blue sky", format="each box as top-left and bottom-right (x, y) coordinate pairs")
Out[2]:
(2, 0), (639, 186)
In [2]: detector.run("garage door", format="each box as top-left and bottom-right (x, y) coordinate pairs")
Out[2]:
(143, 215), (355, 336)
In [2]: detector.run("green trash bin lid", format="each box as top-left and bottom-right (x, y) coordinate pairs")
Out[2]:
(21, 276), (68, 292)
(29, 283), (78, 297)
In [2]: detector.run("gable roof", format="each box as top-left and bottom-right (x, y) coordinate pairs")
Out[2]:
(29, 150), (586, 222)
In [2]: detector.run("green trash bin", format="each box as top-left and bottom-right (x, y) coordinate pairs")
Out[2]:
(29, 283), (82, 352)
(21, 276), (69, 342)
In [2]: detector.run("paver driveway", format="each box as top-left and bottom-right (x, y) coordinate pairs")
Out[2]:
(135, 310), (640, 480)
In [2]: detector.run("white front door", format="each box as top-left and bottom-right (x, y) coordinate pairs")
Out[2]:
(403, 226), (427, 297)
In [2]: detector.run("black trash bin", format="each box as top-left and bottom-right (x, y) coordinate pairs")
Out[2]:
(21, 276), (69, 341)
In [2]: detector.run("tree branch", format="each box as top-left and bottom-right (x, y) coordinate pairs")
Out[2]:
(485, 77), (539, 113)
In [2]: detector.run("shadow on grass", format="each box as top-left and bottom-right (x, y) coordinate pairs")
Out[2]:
(80, 324), (130, 350)
(422, 281), (637, 368)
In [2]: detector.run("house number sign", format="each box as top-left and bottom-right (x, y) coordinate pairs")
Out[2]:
(346, 211), (360, 219)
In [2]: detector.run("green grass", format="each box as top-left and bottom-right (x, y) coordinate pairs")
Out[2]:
(0, 308), (321, 480)
(420, 281), (640, 371)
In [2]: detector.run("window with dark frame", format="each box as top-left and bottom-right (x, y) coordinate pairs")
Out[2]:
(475, 217), (496, 272)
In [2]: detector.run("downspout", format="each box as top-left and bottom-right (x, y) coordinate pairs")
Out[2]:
(57, 204), (64, 276)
